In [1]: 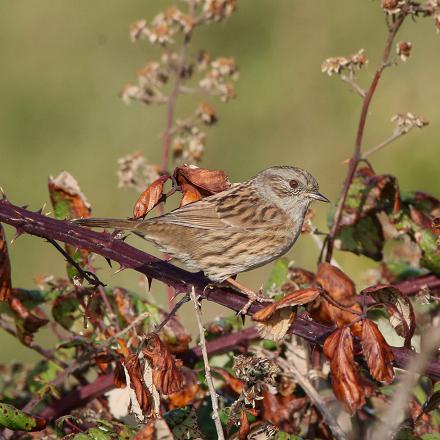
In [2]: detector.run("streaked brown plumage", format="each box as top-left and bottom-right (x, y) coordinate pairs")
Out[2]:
(74, 166), (328, 285)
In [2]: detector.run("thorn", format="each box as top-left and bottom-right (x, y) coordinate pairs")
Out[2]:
(0, 187), (6, 200)
(44, 211), (52, 217)
(105, 257), (112, 268)
(36, 203), (47, 215)
(21, 205), (29, 210)
(114, 265), (128, 275)
(147, 276), (152, 291)
(10, 228), (25, 245)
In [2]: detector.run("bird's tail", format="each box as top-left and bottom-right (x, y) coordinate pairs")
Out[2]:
(73, 217), (140, 231)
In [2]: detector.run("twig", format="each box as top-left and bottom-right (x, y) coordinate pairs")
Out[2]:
(372, 321), (440, 439)
(262, 348), (349, 440)
(189, 287), (225, 440)
(341, 73), (366, 98)
(46, 238), (105, 287)
(154, 293), (190, 332)
(361, 130), (406, 159)
(0, 318), (65, 367)
(98, 311), (150, 351)
(325, 9), (408, 262)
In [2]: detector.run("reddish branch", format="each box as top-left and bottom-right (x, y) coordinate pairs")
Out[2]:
(1, 198), (440, 419)
(325, 10), (408, 262)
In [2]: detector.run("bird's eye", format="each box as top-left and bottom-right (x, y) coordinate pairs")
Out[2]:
(289, 179), (299, 189)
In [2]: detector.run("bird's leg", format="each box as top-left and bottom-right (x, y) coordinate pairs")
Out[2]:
(225, 277), (273, 316)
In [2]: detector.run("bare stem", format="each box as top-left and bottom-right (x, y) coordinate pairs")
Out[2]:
(361, 130), (406, 159)
(189, 287), (225, 440)
(341, 73), (366, 98)
(325, 10), (407, 262)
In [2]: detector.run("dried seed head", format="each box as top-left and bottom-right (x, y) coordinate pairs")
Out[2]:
(396, 41), (412, 61)
(196, 102), (218, 125)
(321, 49), (368, 76)
(203, 0), (237, 22)
(391, 112), (429, 135)
(381, 0), (405, 14)
(233, 354), (280, 385)
(116, 153), (160, 192)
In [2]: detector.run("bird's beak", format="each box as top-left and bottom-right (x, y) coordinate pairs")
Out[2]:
(308, 191), (330, 203)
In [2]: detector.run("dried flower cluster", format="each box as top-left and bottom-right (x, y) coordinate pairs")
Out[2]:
(120, 0), (239, 182)
(116, 152), (160, 192)
(396, 40), (413, 61)
(392, 112), (429, 134)
(321, 49), (368, 76)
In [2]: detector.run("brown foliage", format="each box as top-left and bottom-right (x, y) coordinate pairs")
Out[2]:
(361, 319), (394, 383)
(133, 174), (169, 219)
(323, 327), (365, 413)
(142, 333), (184, 395)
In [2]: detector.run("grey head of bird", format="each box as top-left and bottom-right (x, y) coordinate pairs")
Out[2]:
(249, 166), (329, 219)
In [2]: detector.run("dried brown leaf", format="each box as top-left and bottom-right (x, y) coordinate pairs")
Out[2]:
(48, 171), (91, 220)
(253, 288), (321, 322)
(212, 367), (245, 395)
(255, 309), (296, 341)
(361, 319), (394, 383)
(113, 287), (136, 324)
(168, 370), (200, 409)
(133, 174), (170, 219)
(361, 284), (415, 347)
(179, 181), (203, 207)
(113, 360), (127, 388)
(315, 263), (356, 305)
(323, 327), (365, 413)
(239, 410), (250, 440)
(174, 165), (231, 194)
(124, 353), (152, 415)
(0, 225), (11, 301)
(142, 333), (184, 395)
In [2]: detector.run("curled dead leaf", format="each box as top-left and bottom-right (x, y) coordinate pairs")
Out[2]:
(311, 263), (362, 330)
(133, 174), (170, 219)
(361, 319), (394, 383)
(0, 225), (11, 301)
(316, 263), (356, 305)
(167, 370), (200, 409)
(113, 360), (127, 388)
(361, 284), (415, 347)
(323, 327), (365, 413)
(174, 165), (231, 194)
(212, 367), (245, 395)
(253, 288), (321, 322)
(239, 410), (250, 440)
(142, 333), (184, 395)
(253, 288), (320, 341)
(124, 353), (152, 416)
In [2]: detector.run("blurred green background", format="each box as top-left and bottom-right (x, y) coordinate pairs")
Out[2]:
(0, 1), (439, 363)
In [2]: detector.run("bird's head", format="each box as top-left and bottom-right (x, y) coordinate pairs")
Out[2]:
(253, 166), (329, 217)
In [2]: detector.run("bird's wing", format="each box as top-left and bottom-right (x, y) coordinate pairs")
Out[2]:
(147, 183), (285, 231)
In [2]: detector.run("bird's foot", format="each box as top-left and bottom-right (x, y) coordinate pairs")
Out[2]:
(224, 277), (273, 316)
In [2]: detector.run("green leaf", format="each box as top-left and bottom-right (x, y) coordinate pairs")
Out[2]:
(337, 216), (384, 260)
(418, 229), (440, 275)
(0, 403), (46, 431)
(164, 406), (204, 439)
(264, 258), (289, 292)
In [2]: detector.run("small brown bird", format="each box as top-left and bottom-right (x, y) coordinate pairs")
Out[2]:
(74, 166), (329, 312)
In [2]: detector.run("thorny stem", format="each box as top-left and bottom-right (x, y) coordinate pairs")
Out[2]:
(325, 10), (408, 262)
(189, 287), (225, 440)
